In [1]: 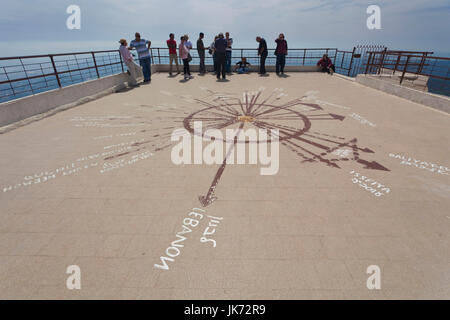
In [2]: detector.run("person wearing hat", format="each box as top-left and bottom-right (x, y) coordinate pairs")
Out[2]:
(119, 39), (142, 87)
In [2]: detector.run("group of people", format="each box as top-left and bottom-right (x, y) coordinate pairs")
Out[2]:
(119, 32), (336, 86)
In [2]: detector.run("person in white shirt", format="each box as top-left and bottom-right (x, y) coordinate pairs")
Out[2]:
(118, 38), (142, 87)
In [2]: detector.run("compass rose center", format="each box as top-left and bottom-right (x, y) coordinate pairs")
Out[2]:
(238, 115), (254, 123)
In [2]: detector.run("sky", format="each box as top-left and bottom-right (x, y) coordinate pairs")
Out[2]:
(0, 0), (449, 56)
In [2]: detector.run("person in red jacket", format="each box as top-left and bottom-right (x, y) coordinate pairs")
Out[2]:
(317, 54), (335, 75)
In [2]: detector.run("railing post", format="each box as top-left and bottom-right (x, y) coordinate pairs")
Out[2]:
(418, 52), (427, 73)
(348, 47), (356, 76)
(119, 50), (124, 72)
(377, 47), (387, 75)
(302, 49), (306, 65)
(393, 54), (401, 75)
(91, 52), (100, 78)
(400, 55), (411, 85)
(49, 55), (62, 88)
(157, 48), (161, 64)
(364, 52), (372, 74)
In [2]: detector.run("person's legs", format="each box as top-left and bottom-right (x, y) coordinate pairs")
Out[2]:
(276, 54), (281, 74)
(199, 51), (205, 73)
(330, 64), (335, 73)
(169, 54), (174, 74)
(169, 54), (179, 74)
(139, 59), (147, 81)
(226, 51), (232, 73)
(280, 54), (286, 73)
(125, 60), (138, 86)
(216, 53), (223, 78)
(140, 57), (151, 82)
(147, 58), (152, 81)
(175, 56), (180, 73)
(213, 52), (217, 73)
(260, 52), (267, 74)
(238, 67), (249, 74)
(132, 60), (143, 79)
(221, 54), (227, 78)
(216, 55), (220, 78)
(183, 59), (189, 76)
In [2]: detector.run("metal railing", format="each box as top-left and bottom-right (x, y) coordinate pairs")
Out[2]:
(0, 50), (123, 103)
(149, 47), (359, 76)
(364, 50), (450, 96)
(6, 45), (442, 103)
(1, 47), (359, 103)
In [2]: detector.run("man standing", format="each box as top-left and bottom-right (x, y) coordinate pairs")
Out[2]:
(129, 32), (152, 83)
(225, 32), (233, 74)
(275, 33), (288, 75)
(167, 33), (179, 76)
(119, 39), (142, 87)
(197, 32), (207, 74)
(256, 36), (268, 75)
(215, 33), (228, 80)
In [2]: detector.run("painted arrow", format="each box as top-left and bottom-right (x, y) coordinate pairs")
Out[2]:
(198, 123), (245, 207)
(357, 159), (390, 171)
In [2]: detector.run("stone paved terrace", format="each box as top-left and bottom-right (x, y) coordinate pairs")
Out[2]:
(0, 72), (449, 299)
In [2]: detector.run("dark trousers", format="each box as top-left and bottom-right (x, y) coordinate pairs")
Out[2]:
(198, 50), (206, 73)
(183, 58), (190, 75)
(320, 65), (335, 73)
(216, 52), (226, 79)
(213, 53), (217, 72)
(260, 52), (267, 74)
(276, 54), (286, 74)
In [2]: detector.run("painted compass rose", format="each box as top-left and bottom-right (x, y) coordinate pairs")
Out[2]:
(179, 87), (389, 206)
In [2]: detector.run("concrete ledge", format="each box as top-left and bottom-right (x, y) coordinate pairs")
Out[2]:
(0, 73), (132, 128)
(0, 63), (347, 131)
(0, 82), (129, 134)
(154, 64), (321, 73)
(356, 74), (450, 114)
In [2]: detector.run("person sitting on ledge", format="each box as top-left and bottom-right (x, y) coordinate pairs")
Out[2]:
(317, 54), (335, 75)
(118, 39), (142, 87)
(234, 57), (251, 74)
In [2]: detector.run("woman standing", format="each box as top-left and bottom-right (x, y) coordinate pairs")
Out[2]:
(179, 36), (193, 80)
(275, 33), (288, 75)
